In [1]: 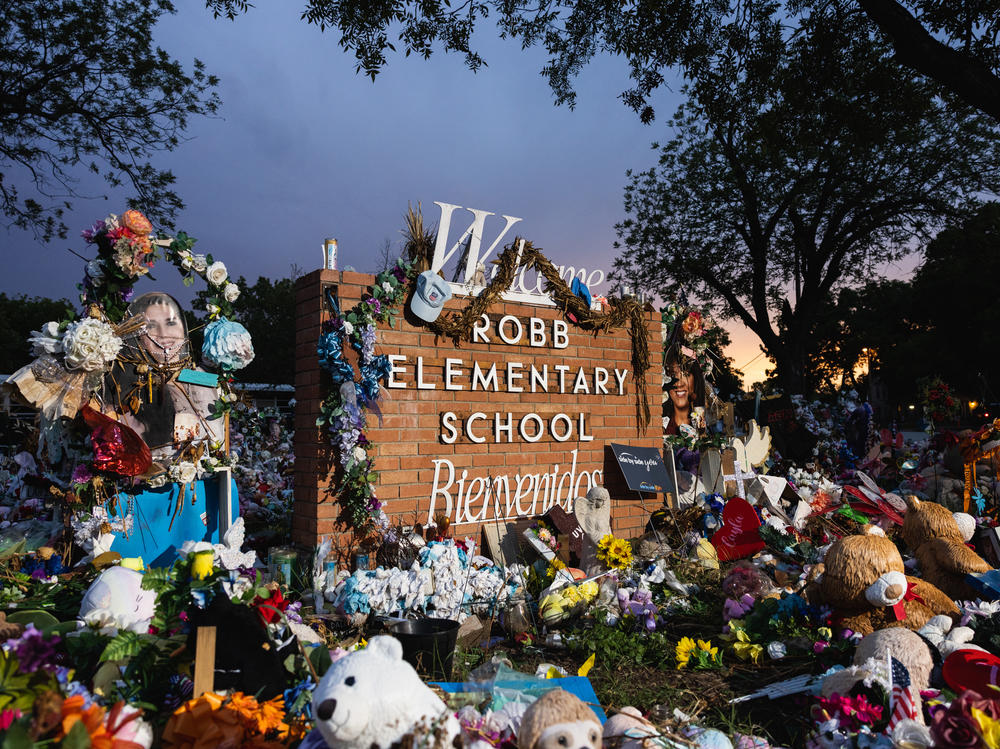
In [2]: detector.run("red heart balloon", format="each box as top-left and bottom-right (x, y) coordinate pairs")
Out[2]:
(81, 405), (152, 477)
(943, 648), (1000, 696)
(711, 496), (765, 562)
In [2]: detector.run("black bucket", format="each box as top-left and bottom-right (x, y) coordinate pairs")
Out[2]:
(388, 617), (460, 681)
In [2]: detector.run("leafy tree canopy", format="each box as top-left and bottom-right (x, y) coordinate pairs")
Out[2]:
(612, 1), (1000, 393)
(205, 0), (1000, 123)
(1, 0), (220, 240)
(0, 293), (74, 374)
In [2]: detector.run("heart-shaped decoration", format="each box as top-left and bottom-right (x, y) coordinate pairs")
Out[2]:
(710, 496), (765, 562)
(942, 648), (1000, 695)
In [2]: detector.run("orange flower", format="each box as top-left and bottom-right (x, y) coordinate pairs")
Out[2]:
(121, 210), (153, 235)
(162, 692), (290, 749)
(60, 695), (107, 743)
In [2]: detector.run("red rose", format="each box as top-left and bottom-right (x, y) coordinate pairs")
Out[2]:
(253, 589), (289, 625)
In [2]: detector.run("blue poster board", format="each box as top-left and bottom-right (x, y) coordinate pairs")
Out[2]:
(108, 474), (238, 567)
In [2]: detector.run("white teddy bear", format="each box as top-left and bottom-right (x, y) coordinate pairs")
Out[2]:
(300, 635), (459, 749)
(78, 566), (156, 635)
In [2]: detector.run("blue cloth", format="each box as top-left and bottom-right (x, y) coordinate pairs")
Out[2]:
(433, 675), (607, 723)
(108, 476), (238, 567)
(571, 277), (592, 309)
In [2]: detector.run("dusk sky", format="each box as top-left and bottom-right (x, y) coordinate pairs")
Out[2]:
(1, 2), (921, 385)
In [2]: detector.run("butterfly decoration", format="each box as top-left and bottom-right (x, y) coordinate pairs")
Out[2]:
(972, 487), (987, 516)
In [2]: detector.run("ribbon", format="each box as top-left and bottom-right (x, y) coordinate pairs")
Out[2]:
(317, 329), (355, 384)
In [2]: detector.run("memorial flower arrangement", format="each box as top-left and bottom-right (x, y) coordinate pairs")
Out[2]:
(4, 209), (254, 534)
(316, 256), (417, 529)
(920, 376), (960, 429)
(660, 302), (718, 383)
(596, 533), (633, 571)
(674, 637), (721, 670)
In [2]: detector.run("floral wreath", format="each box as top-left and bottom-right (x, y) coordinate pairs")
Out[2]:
(315, 257), (417, 529)
(660, 302), (716, 386)
(6, 209), (255, 528)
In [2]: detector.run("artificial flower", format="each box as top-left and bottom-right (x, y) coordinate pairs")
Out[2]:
(972, 707), (1000, 749)
(676, 637), (696, 669)
(206, 261), (228, 286)
(62, 318), (122, 371)
(169, 461), (198, 485)
(29, 321), (63, 355)
(202, 318), (255, 371)
(222, 282), (240, 303)
(732, 629), (763, 664)
(930, 700), (983, 749)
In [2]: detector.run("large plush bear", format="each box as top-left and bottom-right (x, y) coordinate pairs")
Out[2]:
(807, 526), (958, 635)
(300, 635), (459, 749)
(902, 495), (991, 601)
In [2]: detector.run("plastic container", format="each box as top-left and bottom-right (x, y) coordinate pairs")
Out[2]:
(388, 617), (460, 680)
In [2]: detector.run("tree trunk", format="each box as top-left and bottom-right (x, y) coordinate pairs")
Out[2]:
(771, 337), (810, 395)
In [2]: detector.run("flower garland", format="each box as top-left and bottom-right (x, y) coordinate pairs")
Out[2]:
(660, 302), (716, 384)
(316, 257), (417, 529)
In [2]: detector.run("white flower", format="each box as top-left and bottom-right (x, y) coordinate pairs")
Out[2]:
(62, 318), (122, 371)
(180, 254), (194, 270)
(352, 446), (367, 464)
(343, 320), (354, 336)
(28, 321), (63, 356)
(382, 282), (394, 295)
(206, 261), (228, 286)
(192, 254), (208, 273)
(169, 461), (198, 485)
(206, 302), (220, 316)
(223, 282), (240, 303)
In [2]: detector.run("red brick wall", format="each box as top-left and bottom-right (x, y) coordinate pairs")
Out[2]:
(293, 269), (663, 547)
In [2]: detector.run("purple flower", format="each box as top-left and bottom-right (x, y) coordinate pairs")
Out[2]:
(391, 266), (406, 282)
(81, 220), (105, 242)
(71, 464), (93, 484)
(6, 624), (61, 674)
(122, 286), (134, 302)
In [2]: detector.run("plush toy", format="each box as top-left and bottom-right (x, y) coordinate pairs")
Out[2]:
(517, 689), (601, 749)
(822, 627), (934, 724)
(303, 635), (458, 749)
(78, 566), (156, 633)
(603, 707), (660, 749)
(918, 614), (985, 658)
(902, 495), (991, 601)
(807, 526), (958, 635)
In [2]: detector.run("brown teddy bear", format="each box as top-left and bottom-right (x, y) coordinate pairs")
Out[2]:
(902, 495), (991, 601)
(518, 690), (601, 749)
(807, 526), (958, 635)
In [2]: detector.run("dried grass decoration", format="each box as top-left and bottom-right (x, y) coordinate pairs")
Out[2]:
(420, 237), (654, 431)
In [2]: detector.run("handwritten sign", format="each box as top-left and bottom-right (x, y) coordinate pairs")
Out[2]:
(609, 443), (671, 493)
(710, 497), (765, 561)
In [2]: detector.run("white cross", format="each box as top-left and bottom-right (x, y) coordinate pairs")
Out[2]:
(723, 460), (757, 499)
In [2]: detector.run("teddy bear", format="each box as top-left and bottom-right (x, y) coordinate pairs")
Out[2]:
(807, 526), (958, 635)
(300, 635), (459, 749)
(902, 495), (991, 601)
(517, 689), (602, 749)
(78, 566), (156, 634)
(822, 627), (934, 724)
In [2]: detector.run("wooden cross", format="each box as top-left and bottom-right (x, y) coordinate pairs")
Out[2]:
(722, 451), (756, 499)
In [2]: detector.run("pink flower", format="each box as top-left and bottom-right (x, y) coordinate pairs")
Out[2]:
(0, 709), (21, 731)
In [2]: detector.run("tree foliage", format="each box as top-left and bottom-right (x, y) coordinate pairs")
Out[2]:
(613, 1), (1000, 394)
(0, 293), (74, 374)
(0, 0), (220, 240)
(204, 0), (1000, 123)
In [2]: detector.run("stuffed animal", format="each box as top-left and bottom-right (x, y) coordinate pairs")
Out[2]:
(603, 707), (660, 749)
(78, 566), (156, 633)
(902, 495), (991, 601)
(517, 689), (601, 749)
(302, 635), (459, 749)
(807, 526), (958, 635)
(822, 628), (934, 724)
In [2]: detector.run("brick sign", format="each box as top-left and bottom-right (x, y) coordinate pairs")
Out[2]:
(293, 270), (663, 545)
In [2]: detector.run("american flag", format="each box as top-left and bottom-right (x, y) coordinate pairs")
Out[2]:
(888, 656), (917, 730)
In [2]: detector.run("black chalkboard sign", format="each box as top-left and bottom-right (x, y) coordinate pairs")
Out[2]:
(609, 443), (672, 493)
